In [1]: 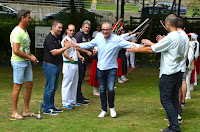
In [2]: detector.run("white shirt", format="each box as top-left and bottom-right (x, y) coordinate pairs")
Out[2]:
(151, 31), (186, 78)
(194, 40), (199, 59)
(120, 33), (136, 41)
(61, 36), (78, 61)
(92, 31), (101, 38)
(187, 41), (194, 70)
(178, 30), (189, 72)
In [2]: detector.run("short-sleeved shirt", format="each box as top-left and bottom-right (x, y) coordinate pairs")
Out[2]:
(10, 26), (31, 62)
(61, 36), (78, 61)
(43, 32), (62, 65)
(151, 31), (186, 78)
(74, 31), (92, 58)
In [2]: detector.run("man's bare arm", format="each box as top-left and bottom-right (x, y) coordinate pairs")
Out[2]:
(13, 43), (37, 64)
(51, 39), (71, 56)
(127, 45), (154, 53)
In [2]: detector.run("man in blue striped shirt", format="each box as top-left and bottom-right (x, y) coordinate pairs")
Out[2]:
(71, 22), (141, 118)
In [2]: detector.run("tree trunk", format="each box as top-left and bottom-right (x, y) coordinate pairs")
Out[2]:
(121, 0), (125, 22)
(70, 0), (77, 27)
(177, 0), (181, 17)
(116, 0), (119, 21)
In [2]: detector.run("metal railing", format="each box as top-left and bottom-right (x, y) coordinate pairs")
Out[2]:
(0, 0), (199, 14)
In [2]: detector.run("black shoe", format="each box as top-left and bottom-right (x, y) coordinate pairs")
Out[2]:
(181, 102), (185, 108)
(53, 107), (63, 112)
(83, 97), (89, 102)
(160, 127), (172, 132)
(178, 115), (183, 124)
(80, 101), (90, 105)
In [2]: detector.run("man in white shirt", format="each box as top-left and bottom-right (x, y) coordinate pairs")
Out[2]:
(185, 34), (194, 101)
(176, 18), (189, 115)
(127, 14), (185, 132)
(92, 25), (101, 38)
(190, 33), (199, 91)
(61, 24), (84, 109)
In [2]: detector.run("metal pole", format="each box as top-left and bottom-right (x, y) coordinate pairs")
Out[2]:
(116, 0), (119, 21)
(121, 0), (125, 21)
(177, 0), (181, 17)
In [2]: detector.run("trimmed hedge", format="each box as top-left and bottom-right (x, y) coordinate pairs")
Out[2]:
(0, 17), (199, 63)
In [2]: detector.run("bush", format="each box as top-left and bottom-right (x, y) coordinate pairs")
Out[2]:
(0, 16), (199, 64)
(0, 10), (99, 63)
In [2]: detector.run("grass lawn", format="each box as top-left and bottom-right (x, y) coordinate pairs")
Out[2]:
(0, 66), (199, 132)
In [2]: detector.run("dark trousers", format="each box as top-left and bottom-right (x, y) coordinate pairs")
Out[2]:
(77, 59), (88, 102)
(159, 71), (182, 132)
(97, 68), (117, 112)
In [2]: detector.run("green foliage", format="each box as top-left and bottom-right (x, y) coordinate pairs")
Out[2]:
(0, 18), (18, 62)
(0, 9), (99, 62)
(191, 5), (200, 17)
(0, 14), (200, 64)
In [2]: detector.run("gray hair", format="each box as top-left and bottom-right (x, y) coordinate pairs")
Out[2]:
(82, 20), (91, 27)
(102, 22), (112, 29)
(17, 10), (30, 22)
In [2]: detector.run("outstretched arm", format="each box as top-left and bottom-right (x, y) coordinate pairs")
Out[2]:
(126, 45), (153, 53)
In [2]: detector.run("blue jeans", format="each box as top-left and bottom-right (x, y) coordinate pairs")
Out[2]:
(43, 62), (60, 112)
(97, 68), (117, 112)
(159, 71), (182, 132)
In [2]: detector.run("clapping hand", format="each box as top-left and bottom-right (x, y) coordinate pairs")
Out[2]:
(63, 39), (72, 49)
(156, 35), (165, 42)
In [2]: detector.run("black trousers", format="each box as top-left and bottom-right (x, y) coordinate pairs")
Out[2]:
(159, 71), (183, 132)
(77, 59), (88, 102)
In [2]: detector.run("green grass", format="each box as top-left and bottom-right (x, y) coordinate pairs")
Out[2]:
(0, 66), (200, 132)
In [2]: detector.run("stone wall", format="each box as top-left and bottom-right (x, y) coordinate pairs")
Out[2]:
(1, 3), (140, 23)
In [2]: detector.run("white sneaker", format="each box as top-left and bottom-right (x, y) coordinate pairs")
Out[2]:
(118, 77), (125, 83)
(110, 108), (117, 118)
(185, 96), (191, 100)
(98, 110), (107, 118)
(131, 65), (135, 68)
(122, 78), (129, 81)
(93, 87), (100, 96)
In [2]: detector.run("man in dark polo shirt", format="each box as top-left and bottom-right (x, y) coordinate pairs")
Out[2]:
(74, 20), (93, 105)
(43, 20), (71, 115)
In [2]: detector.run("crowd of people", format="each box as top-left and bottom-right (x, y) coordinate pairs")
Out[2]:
(9, 10), (199, 132)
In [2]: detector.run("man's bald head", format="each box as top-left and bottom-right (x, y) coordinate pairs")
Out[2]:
(68, 24), (75, 29)
(67, 24), (75, 38)
(165, 14), (178, 28)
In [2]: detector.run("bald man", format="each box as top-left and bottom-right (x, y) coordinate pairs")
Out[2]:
(61, 24), (84, 109)
(127, 14), (185, 132)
